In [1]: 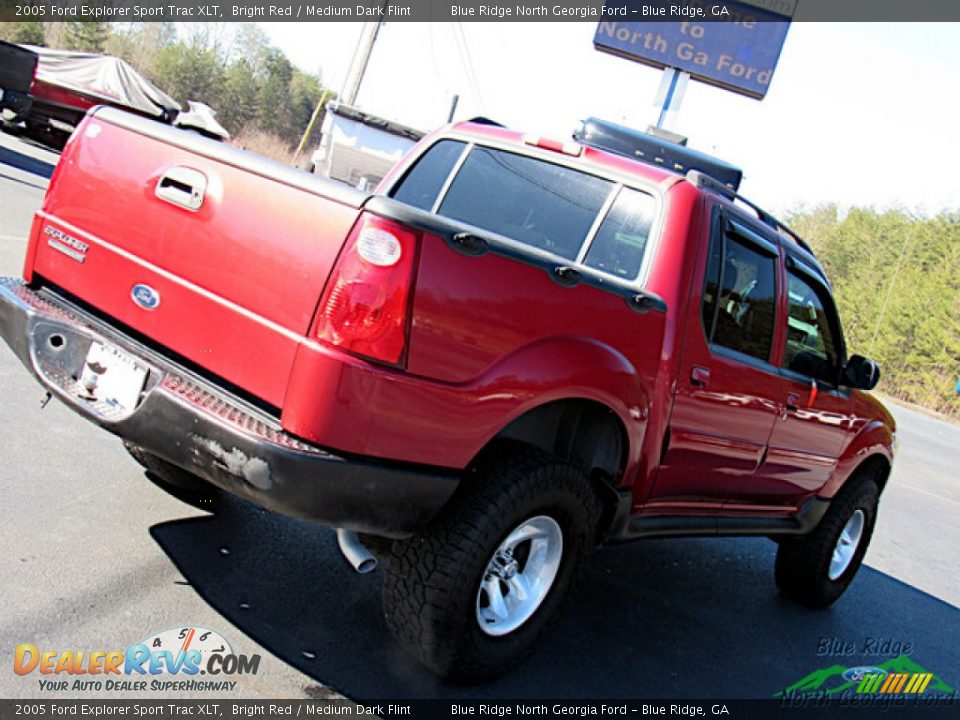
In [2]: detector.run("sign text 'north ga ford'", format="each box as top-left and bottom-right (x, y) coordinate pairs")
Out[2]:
(594, 0), (793, 99)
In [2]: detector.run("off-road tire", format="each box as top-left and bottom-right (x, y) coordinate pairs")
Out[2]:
(124, 441), (220, 510)
(382, 442), (601, 682)
(775, 473), (879, 608)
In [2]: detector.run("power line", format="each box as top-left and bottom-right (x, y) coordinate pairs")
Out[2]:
(453, 22), (485, 113)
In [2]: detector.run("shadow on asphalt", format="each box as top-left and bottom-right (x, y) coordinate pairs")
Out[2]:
(0, 142), (56, 179)
(150, 491), (959, 699)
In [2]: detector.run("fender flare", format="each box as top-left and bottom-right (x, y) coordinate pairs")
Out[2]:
(821, 420), (895, 498)
(466, 334), (654, 473)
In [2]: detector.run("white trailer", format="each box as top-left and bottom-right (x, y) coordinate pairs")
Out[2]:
(311, 102), (423, 192)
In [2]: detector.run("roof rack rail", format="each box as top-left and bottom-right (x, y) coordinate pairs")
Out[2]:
(468, 116), (505, 128)
(686, 170), (813, 255)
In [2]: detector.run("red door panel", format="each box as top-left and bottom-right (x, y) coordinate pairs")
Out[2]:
(757, 261), (855, 504)
(761, 379), (850, 502)
(650, 204), (783, 511)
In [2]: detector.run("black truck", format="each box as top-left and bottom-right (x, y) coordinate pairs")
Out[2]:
(0, 41), (38, 124)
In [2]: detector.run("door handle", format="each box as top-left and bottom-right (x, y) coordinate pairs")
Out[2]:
(156, 166), (207, 211)
(690, 366), (711, 387)
(785, 392), (802, 412)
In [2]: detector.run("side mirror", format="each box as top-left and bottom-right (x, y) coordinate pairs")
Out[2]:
(843, 355), (880, 391)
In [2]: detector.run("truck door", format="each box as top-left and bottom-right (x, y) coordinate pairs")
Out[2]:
(754, 257), (851, 505)
(651, 207), (783, 511)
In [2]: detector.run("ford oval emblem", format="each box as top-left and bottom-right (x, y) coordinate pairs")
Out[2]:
(842, 666), (888, 683)
(131, 284), (161, 310)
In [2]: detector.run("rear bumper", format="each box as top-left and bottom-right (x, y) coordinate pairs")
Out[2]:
(0, 278), (459, 538)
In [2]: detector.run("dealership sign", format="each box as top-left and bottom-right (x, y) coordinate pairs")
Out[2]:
(594, 0), (794, 99)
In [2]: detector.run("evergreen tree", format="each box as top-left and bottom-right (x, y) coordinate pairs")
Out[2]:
(63, 21), (110, 53)
(0, 21), (45, 45)
(791, 207), (960, 417)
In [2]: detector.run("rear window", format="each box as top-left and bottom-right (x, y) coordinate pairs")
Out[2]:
(583, 188), (655, 279)
(390, 140), (466, 211)
(390, 140), (658, 279)
(439, 146), (613, 260)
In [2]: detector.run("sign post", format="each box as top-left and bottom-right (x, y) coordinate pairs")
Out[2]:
(654, 67), (690, 130)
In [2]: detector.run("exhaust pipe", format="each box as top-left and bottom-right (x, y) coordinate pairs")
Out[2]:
(336, 529), (378, 574)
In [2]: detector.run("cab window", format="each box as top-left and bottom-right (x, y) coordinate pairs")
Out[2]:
(702, 223), (778, 363)
(783, 270), (840, 382)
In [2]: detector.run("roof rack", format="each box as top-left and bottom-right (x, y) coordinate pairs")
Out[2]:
(575, 118), (743, 192)
(686, 170), (814, 255)
(468, 116), (505, 128)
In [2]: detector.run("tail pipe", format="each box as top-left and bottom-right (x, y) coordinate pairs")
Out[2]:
(336, 529), (378, 574)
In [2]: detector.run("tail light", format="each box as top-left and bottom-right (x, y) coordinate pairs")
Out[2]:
(314, 214), (419, 366)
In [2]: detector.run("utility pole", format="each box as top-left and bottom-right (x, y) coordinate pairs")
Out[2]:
(292, 89), (331, 168)
(340, 4), (389, 107)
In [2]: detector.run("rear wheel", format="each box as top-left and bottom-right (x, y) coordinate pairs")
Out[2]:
(124, 441), (219, 510)
(382, 443), (600, 681)
(775, 473), (879, 608)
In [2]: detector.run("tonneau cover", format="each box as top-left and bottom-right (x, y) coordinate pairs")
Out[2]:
(24, 45), (179, 119)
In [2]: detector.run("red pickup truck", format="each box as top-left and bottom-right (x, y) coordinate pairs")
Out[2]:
(0, 107), (894, 681)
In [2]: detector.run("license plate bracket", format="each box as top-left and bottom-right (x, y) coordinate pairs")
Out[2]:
(79, 341), (148, 412)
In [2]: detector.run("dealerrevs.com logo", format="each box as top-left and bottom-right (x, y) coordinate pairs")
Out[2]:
(14, 626), (261, 693)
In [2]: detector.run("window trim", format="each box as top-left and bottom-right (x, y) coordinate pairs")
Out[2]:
(575, 184), (622, 264)
(430, 141), (473, 213)
(702, 206), (726, 344)
(711, 343), (784, 377)
(727, 218), (780, 257)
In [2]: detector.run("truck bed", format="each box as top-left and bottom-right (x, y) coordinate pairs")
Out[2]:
(28, 108), (366, 407)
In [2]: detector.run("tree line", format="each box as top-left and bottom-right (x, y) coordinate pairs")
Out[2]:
(0, 20), (331, 153)
(790, 206), (960, 418)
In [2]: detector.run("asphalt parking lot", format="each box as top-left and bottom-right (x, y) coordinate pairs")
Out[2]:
(0, 130), (957, 701)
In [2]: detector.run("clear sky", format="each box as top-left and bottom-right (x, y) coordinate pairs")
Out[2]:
(262, 22), (960, 215)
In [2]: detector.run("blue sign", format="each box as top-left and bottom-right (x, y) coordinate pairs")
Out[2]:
(595, 0), (792, 99)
